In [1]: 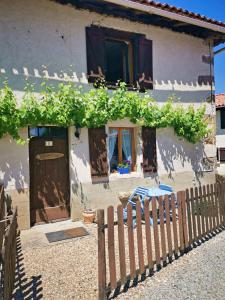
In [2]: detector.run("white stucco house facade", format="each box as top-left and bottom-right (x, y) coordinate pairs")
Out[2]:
(0, 0), (225, 229)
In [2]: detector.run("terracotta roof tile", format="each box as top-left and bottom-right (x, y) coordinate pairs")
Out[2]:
(129, 0), (225, 28)
(216, 94), (225, 108)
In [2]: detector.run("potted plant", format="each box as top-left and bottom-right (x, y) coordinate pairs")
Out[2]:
(82, 209), (96, 224)
(81, 197), (96, 224)
(117, 160), (131, 174)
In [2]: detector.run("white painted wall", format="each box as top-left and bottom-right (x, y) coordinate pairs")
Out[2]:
(0, 0), (214, 111)
(0, 129), (29, 191)
(69, 122), (206, 185)
(217, 163), (225, 175)
(0, 0), (216, 188)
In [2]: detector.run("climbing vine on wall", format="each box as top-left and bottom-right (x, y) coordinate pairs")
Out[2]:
(0, 81), (209, 144)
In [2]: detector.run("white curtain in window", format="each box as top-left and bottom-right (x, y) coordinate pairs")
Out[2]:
(109, 129), (118, 162)
(122, 130), (132, 163)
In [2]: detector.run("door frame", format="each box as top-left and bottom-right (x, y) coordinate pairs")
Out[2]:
(28, 126), (71, 225)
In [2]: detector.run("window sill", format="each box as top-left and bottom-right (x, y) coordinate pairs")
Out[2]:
(106, 83), (137, 91)
(109, 171), (142, 180)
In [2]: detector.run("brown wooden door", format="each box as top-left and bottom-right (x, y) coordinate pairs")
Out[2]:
(29, 136), (70, 225)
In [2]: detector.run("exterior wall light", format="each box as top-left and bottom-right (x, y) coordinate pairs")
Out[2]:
(74, 127), (81, 139)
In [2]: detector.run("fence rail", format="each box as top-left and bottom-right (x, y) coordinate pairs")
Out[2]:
(97, 182), (225, 299)
(0, 185), (18, 300)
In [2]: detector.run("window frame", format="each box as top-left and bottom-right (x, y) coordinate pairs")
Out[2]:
(109, 127), (136, 172)
(28, 126), (68, 139)
(103, 28), (141, 88)
(86, 25), (153, 91)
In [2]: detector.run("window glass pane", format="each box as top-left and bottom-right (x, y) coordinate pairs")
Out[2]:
(109, 129), (118, 172)
(105, 39), (130, 84)
(122, 43), (130, 83)
(29, 127), (67, 138)
(49, 127), (67, 138)
(29, 127), (38, 137)
(122, 130), (132, 164)
(38, 127), (49, 137)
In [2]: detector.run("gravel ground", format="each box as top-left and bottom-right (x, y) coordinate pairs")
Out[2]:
(117, 230), (225, 300)
(14, 221), (225, 300)
(14, 221), (99, 300)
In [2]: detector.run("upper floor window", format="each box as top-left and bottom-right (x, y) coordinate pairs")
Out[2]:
(86, 26), (153, 90)
(105, 39), (133, 85)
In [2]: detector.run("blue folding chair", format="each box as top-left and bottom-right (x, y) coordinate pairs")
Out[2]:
(123, 187), (151, 227)
(159, 184), (173, 193)
(123, 185), (174, 227)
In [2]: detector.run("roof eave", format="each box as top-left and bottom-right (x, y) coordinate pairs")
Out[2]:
(104, 0), (225, 36)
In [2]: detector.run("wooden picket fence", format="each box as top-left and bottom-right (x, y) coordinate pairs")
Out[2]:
(0, 185), (18, 300)
(97, 182), (225, 299)
(0, 185), (5, 250)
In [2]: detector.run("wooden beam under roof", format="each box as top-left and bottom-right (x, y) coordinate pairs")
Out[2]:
(53, 0), (225, 45)
(173, 21), (189, 27)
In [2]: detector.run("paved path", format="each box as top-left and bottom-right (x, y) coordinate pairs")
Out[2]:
(118, 230), (225, 300)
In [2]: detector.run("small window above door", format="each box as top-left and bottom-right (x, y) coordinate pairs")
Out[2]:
(29, 127), (68, 139)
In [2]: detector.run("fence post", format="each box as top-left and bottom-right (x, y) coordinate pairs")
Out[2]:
(181, 191), (189, 250)
(221, 184), (225, 225)
(0, 185), (5, 250)
(97, 209), (107, 300)
(177, 191), (184, 253)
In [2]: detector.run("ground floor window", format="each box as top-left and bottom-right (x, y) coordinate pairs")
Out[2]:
(109, 127), (135, 173)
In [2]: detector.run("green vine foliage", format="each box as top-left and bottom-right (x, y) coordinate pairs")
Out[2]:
(0, 81), (209, 144)
(0, 83), (21, 141)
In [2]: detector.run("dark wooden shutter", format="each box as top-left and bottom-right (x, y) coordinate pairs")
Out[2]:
(142, 127), (157, 173)
(88, 127), (109, 177)
(138, 37), (153, 90)
(219, 148), (225, 161)
(86, 26), (105, 83)
(221, 108), (225, 129)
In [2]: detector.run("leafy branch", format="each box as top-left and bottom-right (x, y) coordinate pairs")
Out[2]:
(0, 82), (209, 144)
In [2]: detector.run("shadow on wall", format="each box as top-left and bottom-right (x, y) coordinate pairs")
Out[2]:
(70, 136), (90, 211)
(0, 65), (212, 103)
(157, 128), (205, 184)
(70, 132), (111, 212)
(0, 66), (88, 92)
(0, 159), (26, 191)
(0, 130), (29, 193)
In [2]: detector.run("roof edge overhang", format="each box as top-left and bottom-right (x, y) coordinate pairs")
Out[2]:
(53, 0), (225, 45)
(105, 0), (225, 35)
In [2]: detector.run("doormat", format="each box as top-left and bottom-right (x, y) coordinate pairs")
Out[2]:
(45, 227), (89, 243)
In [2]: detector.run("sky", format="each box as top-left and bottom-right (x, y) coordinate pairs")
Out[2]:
(157, 0), (225, 94)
